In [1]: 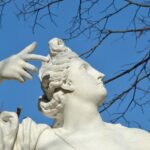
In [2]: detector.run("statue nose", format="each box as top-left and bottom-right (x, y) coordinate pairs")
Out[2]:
(90, 66), (105, 80)
(97, 73), (105, 80)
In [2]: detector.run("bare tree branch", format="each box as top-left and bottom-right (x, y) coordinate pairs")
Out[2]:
(16, 0), (64, 33)
(0, 0), (12, 26)
(104, 51), (150, 84)
(125, 0), (150, 8)
(100, 50), (150, 127)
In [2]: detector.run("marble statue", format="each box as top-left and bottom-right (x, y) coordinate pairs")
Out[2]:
(0, 38), (150, 150)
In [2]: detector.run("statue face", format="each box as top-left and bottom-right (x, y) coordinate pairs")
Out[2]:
(39, 38), (107, 122)
(67, 58), (107, 106)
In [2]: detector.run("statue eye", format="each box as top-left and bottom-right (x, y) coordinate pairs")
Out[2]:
(81, 63), (88, 70)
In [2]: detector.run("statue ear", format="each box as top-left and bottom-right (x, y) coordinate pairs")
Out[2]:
(61, 80), (74, 92)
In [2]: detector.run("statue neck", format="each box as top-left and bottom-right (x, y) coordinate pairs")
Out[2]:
(62, 98), (105, 132)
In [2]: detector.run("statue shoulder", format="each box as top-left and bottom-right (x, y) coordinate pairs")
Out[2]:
(35, 128), (60, 150)
(121, 125), (150, 149)
(105, 122), (150, 149)
(0, 111), (19, 149)
(21, 117), (49, 130)
(20, 118), (69, 150)
(19, 117), (50, 141)
(36, 128), (74, 150)
(14, 117), (51, 149)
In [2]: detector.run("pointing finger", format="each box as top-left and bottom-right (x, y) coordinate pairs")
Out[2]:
(23, 62), (38, 73)
(16, 75), (25, 83)
(20, 70), (33, 80)
(23, 54), (49, 62)
(20, 42), (37, 54)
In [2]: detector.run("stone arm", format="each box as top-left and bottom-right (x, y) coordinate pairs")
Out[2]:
(0, 43), (51, 149)
(0, 112), (19, 150)
(0, 111), (49, 150)
(0, 42), (48, 83)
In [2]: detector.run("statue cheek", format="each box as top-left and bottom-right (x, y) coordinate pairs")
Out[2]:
(61, 80), (75, 92)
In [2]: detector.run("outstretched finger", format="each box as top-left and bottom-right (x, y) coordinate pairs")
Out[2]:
(23, 54), (49, 62)
(20, 70), (33, 80)
(20, 42), (37, 55)
(23, 62), (38, 73)
(16, 75), (25, 83)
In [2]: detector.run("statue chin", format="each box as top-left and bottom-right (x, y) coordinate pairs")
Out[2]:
(97, 87), (107, 106)
(89, 80), (107, 106)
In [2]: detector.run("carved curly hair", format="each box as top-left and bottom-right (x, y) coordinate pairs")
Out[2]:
(38, 38), (78, 128)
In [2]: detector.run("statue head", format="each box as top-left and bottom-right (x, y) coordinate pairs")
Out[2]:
(38, 38), (107, 127)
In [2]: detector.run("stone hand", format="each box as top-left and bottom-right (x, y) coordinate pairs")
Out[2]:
(0, 42), (48, 83)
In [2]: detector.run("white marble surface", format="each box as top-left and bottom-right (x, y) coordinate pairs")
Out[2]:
(0, 42), (48, 83)
(0, 38), (150, 150)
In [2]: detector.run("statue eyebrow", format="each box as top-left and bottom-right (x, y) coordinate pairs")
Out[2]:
(81, 62), (89, 68)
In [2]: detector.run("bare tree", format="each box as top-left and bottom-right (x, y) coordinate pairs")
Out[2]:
(0, 0), (12, 26)
(0, 0), (150, 130)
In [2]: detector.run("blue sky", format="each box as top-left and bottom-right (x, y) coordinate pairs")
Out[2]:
(0, 1), (149, 130)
